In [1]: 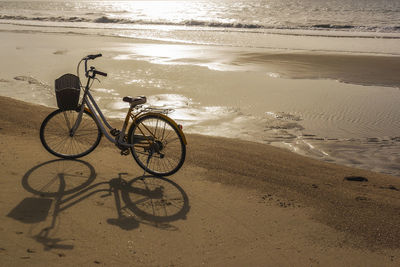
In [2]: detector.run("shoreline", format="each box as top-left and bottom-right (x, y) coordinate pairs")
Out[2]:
(2, 21), (400, 54)
(0, 29), (399, 178)
(1, 95), (400, 265)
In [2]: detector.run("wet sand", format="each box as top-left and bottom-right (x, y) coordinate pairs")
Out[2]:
(235, 51), (400, 87)
(1, 96), (400, 266)
(1, 29), (399, 177)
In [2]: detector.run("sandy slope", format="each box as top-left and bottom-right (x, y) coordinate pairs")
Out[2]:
(0, 96), (400, 266)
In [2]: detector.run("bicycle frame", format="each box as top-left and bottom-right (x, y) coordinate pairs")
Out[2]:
(71, 75), (132, 147)
(69, 54), (187, 155)
(71, 74), (184, 150)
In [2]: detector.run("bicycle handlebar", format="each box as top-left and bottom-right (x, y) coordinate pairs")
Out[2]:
(81, 53), (108, 78)
(93, 69), (107, 77)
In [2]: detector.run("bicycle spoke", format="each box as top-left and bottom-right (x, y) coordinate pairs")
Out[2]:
(62, 111), (72, 131)
(41, 109), (101, 158)
(161, 129), (174, 142)
(129, 114), (185, 176)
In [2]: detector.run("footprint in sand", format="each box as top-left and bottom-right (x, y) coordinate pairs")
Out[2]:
(53, 50), (68, 55)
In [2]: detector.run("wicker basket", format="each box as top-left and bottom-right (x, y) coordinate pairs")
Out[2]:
(55, 73), (80, 110)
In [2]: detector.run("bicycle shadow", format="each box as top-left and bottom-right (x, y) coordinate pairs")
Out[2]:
(8, 159), (190, 250)
(108, 174), (190, 231)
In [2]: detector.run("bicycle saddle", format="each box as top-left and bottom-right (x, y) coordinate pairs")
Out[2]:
(123, 96), (146, 106)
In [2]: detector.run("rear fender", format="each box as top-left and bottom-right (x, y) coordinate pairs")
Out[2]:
(135, 113), (187, 145)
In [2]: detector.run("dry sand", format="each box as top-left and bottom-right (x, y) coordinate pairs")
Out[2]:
(1, 96), (400, 266)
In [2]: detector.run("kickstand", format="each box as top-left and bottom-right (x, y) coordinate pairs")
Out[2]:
(142, 151), (153, 178)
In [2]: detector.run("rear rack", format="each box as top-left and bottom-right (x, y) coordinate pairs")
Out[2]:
(135, 105), (174, 115)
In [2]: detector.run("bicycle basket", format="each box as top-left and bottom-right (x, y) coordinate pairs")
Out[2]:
(55, 73), (80, 110)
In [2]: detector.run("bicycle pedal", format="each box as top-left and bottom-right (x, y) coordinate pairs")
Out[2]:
(120, 149), (130, 156)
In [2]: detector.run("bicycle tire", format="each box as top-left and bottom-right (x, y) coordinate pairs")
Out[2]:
(128, 114), (186, 176)
(40, 109), (102, 159)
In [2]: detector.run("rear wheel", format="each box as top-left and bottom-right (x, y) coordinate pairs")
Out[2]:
(128, 114), (186, 176)
(40, 109), (102, 159)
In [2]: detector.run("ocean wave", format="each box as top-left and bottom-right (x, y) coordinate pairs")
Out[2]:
(0, 14), (262, 29)
(1, 14), (400, 33)
(93, 16), (263, 29)
(0, 15), (90, 23)
(312, 24), (356, 30)
(183, 20), (262, 29)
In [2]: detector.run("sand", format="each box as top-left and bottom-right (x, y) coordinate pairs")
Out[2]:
(1, 95), (400, 266)
(1, 26), (400, 266)
(234, 51), (400, 87)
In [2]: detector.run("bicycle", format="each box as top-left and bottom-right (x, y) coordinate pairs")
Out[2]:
(40, 54), (187, 176)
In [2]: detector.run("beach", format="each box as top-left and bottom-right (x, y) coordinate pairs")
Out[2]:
(1, 1), (400, 264)
(1, 96), (400, 266)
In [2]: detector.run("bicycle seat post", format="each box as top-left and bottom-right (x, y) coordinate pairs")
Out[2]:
(120, 96), (147, 140)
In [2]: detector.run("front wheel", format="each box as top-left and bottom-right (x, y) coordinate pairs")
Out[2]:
(128, 114), (186, 176)
(40, 109), (102, 159)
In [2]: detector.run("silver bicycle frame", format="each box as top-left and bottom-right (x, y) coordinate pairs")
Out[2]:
(71, 86), (132, 146)
(84, 91), (116, 143)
